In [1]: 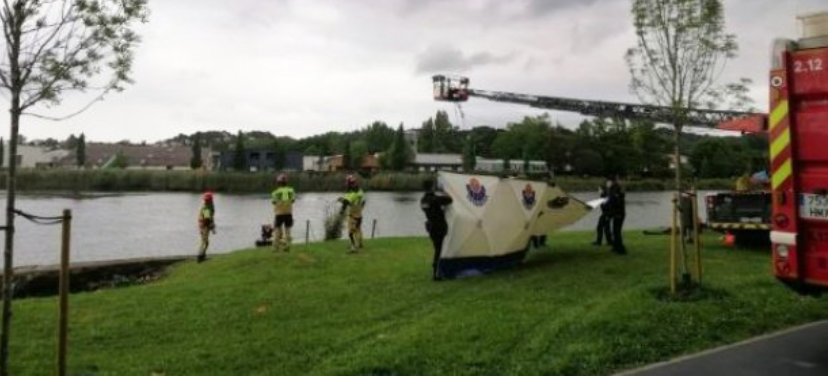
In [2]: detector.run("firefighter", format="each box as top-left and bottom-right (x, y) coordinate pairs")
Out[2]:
(420, 179), (453, 281)
(339, 175), (366, 253)
(271, 174), (296, 252)
(197, 192), (216, 263)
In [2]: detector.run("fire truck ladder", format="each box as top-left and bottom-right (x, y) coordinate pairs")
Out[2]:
(432, 75), (766, 132)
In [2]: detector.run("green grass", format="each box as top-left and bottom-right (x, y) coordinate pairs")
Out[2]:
(7, 232), (827, 375)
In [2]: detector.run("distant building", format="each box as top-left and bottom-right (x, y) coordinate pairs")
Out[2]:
(214, 150), (304, 172)
(409, 153), (462, 172)
(667, 154), (690, 170)
(2, 145), (69, 169)
(59, 144), (196, 170)
(302, 156), (326, 172)
(475, 158), (549, 175)
(325, 154), (380, 173)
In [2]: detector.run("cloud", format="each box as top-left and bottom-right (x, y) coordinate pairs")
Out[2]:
(416, 44), (515, 74)
(1, 0), (825, 143)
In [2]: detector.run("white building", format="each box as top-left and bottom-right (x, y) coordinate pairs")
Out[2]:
(2, 145), (69, 169)
(475, 158), (549, 174)
(410, 153), (462, 172)
(303, 156), (326, 172)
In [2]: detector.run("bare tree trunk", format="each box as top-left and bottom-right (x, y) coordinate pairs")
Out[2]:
(673, 123), (691, 286)
(1, 102), (20, 377)
(1, 5), (22, 374)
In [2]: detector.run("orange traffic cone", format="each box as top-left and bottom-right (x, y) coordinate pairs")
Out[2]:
(722, 232), (736, 247)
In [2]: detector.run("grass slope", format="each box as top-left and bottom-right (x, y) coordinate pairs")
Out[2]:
(8, 232), (827, 375)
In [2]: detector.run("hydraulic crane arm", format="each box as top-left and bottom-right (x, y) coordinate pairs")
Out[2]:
(432, 75), (766, 133)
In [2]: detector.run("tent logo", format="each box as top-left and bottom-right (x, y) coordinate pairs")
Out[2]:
(466, 178), (488, 206)
(522, 184), (536, 210)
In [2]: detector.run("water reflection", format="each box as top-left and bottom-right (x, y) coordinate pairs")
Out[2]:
(1, 191), (708, 267)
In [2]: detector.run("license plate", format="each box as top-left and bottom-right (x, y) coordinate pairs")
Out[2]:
(800, 194), (827, 220)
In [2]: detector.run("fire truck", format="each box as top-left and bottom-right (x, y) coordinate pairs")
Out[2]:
(768, 12), (828, 291)
(432, 11), (828, 291)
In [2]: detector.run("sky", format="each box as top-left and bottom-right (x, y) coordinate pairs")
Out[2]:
(0, 0), (828, 143)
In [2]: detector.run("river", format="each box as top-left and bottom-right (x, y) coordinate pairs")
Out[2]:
(0, 191), (710, 267)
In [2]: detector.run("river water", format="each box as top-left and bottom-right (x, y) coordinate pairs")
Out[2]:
(0, 191), (710, 267)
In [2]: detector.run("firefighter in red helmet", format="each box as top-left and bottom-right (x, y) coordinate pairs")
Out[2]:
(271, 174), (296, 252)
(197, 192), (216, 263)
(338, 174), (366, 253)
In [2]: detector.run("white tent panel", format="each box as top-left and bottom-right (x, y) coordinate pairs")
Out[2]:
(436, 172), (593, 278)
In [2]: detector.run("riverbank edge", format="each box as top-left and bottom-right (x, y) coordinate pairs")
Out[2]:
(10, 255), (191, 298)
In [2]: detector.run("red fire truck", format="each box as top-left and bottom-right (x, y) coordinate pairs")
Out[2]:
(769, 13), (827, 291)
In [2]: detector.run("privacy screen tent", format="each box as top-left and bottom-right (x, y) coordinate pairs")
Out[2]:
(436, 172), (593, 278)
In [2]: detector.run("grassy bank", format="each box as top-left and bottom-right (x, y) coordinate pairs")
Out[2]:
(7, 232), (826, 375)
(1, 169), (736, 194)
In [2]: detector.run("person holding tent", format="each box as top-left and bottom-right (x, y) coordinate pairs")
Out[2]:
(592, 181), (613, 247)
(603, 176), (627, 255)
(420, 178), (453, 281)
(197, 192), (216, 263)
(271, 174), (296, 252)
(339, 175), (366, 254)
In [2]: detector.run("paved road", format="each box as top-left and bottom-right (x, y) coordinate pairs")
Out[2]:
(627, 322), (827, 376)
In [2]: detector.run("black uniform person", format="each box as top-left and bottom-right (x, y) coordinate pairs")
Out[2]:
(605, 176), (628, 255)
(420, 179), (453, 281)
(592, 182), (613, 246)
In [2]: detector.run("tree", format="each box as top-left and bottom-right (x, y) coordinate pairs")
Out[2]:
(388, 125), (410, 171)
(492, 115), (552, 162)
(349, 140), (368, 170)
(469, 126), (500, 158)
(1, 2), (147, 371)
(342, 140), (352, 171)
(109, 151), (129, 169)
(76, 133), (86, 168)
(233, 131), (247, 171)
(573, 149), (605, 176)
(690, 137), (746, 178)
(0, 138), (4, 168)
(64, 134), (78, 150)
(363, 121), (395, 154)
(461, 135), (476, 172)
(627, 0), (743, 288)
(190, 133), (202, 170)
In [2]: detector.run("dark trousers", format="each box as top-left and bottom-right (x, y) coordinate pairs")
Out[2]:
(595, 213), (613, 245)
(427, 222), (448, 279)
(611, 214), (626, 254)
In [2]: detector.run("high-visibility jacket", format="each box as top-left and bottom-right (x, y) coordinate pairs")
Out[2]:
(342, 189), (365, 219)
(198, 205), (215, 229)
(272, 186), (296, 215)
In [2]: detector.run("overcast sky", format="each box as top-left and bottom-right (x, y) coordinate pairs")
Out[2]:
(1, 0), (828, 143)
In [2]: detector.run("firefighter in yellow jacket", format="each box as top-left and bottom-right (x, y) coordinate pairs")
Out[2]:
(271, 174), (296, 252)
(197, 192), (216, 263)
(339, 175), (366, 253)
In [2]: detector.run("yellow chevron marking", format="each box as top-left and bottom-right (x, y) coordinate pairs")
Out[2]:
(770, 101), (789, 131)
(773, 160), (793, 189)
(770, 128), (791, 161)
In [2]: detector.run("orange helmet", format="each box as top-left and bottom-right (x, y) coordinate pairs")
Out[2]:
(202, 192), (214, 202)
(277, 174), (288, 184)
(345, 174), (358, 187)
